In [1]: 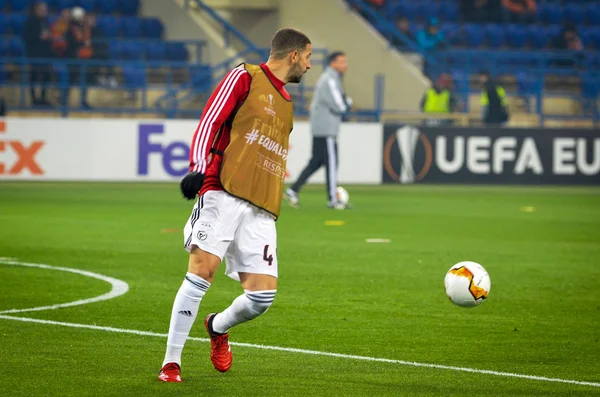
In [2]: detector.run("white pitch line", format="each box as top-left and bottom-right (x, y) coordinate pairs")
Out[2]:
(0, 314), (598, 388)
(1, 257), (599, 388)
(0, 258), (129, 314)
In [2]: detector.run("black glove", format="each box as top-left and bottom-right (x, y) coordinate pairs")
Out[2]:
(180, 172), (205, 200)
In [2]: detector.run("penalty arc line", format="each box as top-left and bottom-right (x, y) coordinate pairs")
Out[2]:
(0, 314), (598, 388)
(0, 258), (598, 388)
(0, 258), (129, 315)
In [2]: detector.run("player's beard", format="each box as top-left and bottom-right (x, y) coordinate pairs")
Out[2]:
(286, 61), (304, 84)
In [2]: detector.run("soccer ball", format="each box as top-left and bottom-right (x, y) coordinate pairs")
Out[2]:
(444, 261), (491, 308)
(336, 186), (349, 205)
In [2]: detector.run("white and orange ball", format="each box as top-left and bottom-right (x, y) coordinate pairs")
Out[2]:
(444, 261), (491, 308)
(336, 186), (349, 205)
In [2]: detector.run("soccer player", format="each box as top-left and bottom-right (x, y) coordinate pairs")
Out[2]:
(284, 51), (352, 210)
(158, 28), (312, 383)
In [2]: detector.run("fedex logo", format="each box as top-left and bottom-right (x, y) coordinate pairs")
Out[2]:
(138, 124), (190, 177)
(0, 121), (45, 175)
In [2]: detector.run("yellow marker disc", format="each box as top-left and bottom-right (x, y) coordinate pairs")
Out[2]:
(324, 220), (345, 226)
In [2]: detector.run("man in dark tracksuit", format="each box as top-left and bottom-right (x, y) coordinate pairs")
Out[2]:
(479, 70), (509, 125)
(285, 52), (352, 209)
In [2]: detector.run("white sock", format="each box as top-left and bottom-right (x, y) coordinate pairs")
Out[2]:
(162, 273), (210, 367)
(211, 289), (276, 334)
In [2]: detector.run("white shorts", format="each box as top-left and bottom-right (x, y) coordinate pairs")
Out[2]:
(183, 190), (278, 281)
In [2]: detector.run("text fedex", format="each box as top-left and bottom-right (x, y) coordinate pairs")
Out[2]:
(138, 124), (190, 177)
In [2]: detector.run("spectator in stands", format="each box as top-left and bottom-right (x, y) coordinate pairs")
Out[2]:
(64, 6), (92, 108)
(50, 9), (70, 57)
(552, 23), (584, 69)
(23, 1), (53, 106)
(479, 70), (509, 125)
(392, 17), (414, 50)
(84, 13), (118, 88)
(554, 23), (584, 52)
(416, 18), (446, 52)
(502, 0), (536, 23)
(420, 73), (457, 125)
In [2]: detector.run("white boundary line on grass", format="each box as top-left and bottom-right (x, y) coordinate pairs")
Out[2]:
(0, 258), (129, 314)
(1, 258), (599, 388)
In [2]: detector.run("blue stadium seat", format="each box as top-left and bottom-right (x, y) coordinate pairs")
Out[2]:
(505, 24), (527, 48)
(584, 53), (600, 70)
(0, 0), (6, 11)
(463, 23), (485, 47)
(122, 65), (146, 88)
(121, 16), (141, 37)
(0, 40), (9, 57)
(395, 1), (418, 21)
(96, 16), (119, 37)
(98, 0), (117, 14)
(52, 0), (75, 10)
(0, 14), (9, 35)
(121, 42), (144, 60)
(416, 2), (437, 22)
(440, 22), (460, 45)
(119, 0), (140, 16)
(140, 18), (164, 39)
(77, 0), (96, 13)
(485, 24), (505, 48)
(588, 3), (600, 26)
(9, 0), (28, 12)
(581, 76), (600, 99)
(145, 42), (165, 61)
(10, 13), (26, 35)
(516, 72), (540, 96)
(537, 3), (562, 25)
(108, 41), (124, 59)
(528, 25), (549, 49)
(592, 27), (600, 49)
(580, 26), (596, 48)
(440, 1), (458, 22)
(189, 64), (212, 92)
(564, 4), (584, 25)
(8, 37), (24, 56)
(165, 42), (189, 62)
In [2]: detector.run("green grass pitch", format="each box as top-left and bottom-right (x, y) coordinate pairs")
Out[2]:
(0, 182), (599, 396)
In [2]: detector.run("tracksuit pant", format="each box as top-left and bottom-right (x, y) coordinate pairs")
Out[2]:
(290, 136), (338, 204)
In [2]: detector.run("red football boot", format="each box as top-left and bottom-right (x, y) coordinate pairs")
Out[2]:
(158, 362), (182, 383)
(204, 313), (233, 372)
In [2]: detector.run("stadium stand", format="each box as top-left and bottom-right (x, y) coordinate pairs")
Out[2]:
(0, 0), (597, 124)
(0, 0), (208, 116)
(347, 0), (600, 124)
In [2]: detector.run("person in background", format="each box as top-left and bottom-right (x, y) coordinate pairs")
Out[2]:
(64, 6), (92, 108)
(502, 0), (536, 23)
(50, 9), (69, 57)
(416, 18), (446, 52)
(479, 70), (509, 125)
(552, 23), (584, 68)
(23, 1), (53, 106)
(84, 13), (118, 88)
(285, 51), (352, 210)
(420, 73), (457, 126)
(392, 16), (415, 50)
